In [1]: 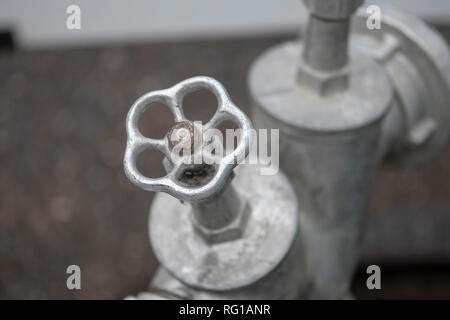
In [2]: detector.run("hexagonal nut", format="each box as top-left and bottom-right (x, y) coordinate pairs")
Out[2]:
(297, 62), (349, 96)
(191, 201), (251, 245)
(302, 0), (363, 20)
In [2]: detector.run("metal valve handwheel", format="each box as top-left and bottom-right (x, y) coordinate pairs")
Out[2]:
(124, 76), (252, 201)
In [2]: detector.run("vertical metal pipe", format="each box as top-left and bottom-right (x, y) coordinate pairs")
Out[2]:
(249, 0), (392, 299)
(303, 15), (350, 72)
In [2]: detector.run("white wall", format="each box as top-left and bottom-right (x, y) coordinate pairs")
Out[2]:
(1, 0), (449, 49)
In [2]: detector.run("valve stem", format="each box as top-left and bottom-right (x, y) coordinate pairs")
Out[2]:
(301, 0), (363, 72)
(166, 121), (250, 244)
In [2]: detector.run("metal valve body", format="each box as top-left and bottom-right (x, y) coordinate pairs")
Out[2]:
(148, 164), (305, 299)
(249, 0), (450, 299)
(124, 77), (307, 299)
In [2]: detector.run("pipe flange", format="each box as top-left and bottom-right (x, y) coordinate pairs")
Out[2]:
(149, 164), (299, 291)
(248, 42), (393, 135)
(353, 2), (450, 165)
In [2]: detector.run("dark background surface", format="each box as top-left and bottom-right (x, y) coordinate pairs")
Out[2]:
(1, 26), (450, 299)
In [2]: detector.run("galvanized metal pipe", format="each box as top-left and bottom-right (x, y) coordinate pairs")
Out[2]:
(250, 0), (450, 300)
(303, 15), (350, 72)
(249, 0), (392, 299)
